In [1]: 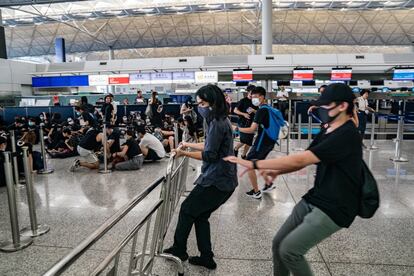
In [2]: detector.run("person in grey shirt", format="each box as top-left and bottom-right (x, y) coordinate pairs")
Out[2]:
(163, 84), (238, 270)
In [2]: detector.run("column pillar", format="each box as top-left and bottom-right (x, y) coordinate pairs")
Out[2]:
(108, 46), (115, 94)
(251, 40), (258, 55)
(261, 0), (272, 55)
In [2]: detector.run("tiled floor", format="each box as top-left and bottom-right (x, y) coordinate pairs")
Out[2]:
(0, 140), (414, 275)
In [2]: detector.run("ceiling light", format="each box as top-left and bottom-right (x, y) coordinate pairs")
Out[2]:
(17, 18), (33, 23)
(237, 3), (256, 8)
(346, 1), (366, 7)
(133, 8), (154, 13)
(168, 6), (187, 11)
(275, 2), (294, 7)
(8, 24), (17, 28)
(309, 2), (330, 7)
(34, 21), (44, 25)
(202, 4), (221, 9)
(383, 1), (404, 6)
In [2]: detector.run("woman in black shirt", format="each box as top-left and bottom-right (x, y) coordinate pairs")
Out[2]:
(101, 95), (114, 124)
(163, 84), (237, 270)
(112, 130), (143, 171)
(148, 91), (163, 128)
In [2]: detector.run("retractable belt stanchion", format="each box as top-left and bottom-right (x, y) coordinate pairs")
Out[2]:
(0, 151), (33, 252)
(368, 112), (378, 150)
(391, 102), (408, 162)
(99, 124), (111, 174)
(37, 126), (54, 174)
(20, 147), (50, 237)
(295, 113), (304, 151)
(307, 114), (312, 147)
(173, 122), (179, 148)
(9, 130), (24, 186)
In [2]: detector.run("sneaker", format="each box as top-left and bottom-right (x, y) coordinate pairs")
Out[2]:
(188, 256), (217, 270)
(163, 247), (189, 261)
(69, 159), (80, 172)
(246, 189), (262, 199)
(262, 183), (276, 193)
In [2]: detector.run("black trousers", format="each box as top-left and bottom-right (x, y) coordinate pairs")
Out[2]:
(358, 112), (367, 139)
(173, 184), (233, 258)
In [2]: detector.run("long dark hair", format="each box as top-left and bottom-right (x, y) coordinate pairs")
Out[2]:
(195, 84), (228, 120)
(184, 115), (196, 135)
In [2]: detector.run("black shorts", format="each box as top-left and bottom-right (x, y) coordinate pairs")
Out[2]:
(145, 148), (162, 161)
(239, 132), (254, 146)
(246, 142), (275, 160)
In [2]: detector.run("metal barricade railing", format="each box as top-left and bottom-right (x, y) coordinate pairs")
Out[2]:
(43, 153), (190, 276)
(99, 124), (112, 174)
(38, 126), (54, 174)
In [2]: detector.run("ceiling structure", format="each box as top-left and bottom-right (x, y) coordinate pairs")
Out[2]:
(1, 0), (413, 61)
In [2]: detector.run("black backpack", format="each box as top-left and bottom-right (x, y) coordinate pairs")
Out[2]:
(358, 161), (380, 218)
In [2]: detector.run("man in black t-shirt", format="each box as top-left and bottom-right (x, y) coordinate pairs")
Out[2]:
(106, 125), (121, 155)
(237, 86), (276, 199)
(233, 85), (257, 159)
(225, 83), (363, 276)
(112, 130), (143, 171)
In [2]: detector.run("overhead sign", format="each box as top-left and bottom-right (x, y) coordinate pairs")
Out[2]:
(293, 69), (313, 81)
(233, 70), (253, 82)
(331, 69), (352, 81)
(150, 72), (172, 84)
(108, 74), (129, 85)
(393, 69), (414, 81)
(195, 71), (218, 83)
(88, 74), (108, 86)
(130, 73), (151, 84)
(172, 71), (195, 83)
(32, 75), (89, 88)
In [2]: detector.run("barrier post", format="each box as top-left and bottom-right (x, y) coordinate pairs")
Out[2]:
(286, 99), (292, 155)
(390, 107), (408, 162)
(37, 126), (54, 174)
(368, 112), (378, 150)
(99, 124), (112, 174)
(0, 151), (33, 252)
(295, 113), (304, 151)
(173, 122), (179, 149)
(307, 114), (312, 147)
(9, 130), (23, 186)
(20, 147), (50, 237)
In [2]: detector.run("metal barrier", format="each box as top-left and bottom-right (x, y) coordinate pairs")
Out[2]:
(43, 153), (190, 276)
(0, 151), (33, 252)
(9, 130), (24, 186)
(38, 126), (54, 174)
(307, 114), (312, 147)
(368, 112), (379, 151)
(294, 113), (304, 151)
(99, 124), (111, 174)
(20, 147), (50, 237)
(391, 114), (409, 163)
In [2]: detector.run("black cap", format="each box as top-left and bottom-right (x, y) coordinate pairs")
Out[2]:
(312, 83), (355, 106)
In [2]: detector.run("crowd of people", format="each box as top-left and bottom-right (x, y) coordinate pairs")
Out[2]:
(0, 83), (377, 276)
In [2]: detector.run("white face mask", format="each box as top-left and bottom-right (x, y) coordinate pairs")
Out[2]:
(252, 98), (261, 107)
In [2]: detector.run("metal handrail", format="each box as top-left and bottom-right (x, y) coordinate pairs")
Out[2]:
(43, 176), (165, 276)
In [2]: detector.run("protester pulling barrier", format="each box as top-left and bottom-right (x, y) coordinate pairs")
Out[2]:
(99, 124), (111, 174)
(0, 152), (33, 252)
(20, 147), (50, 238)
(368, 112), (379, 151)
(38, 126), (54, 174)
(43, 152), (190, 276)
(391, 103), (409, 162)
(9, 130), (24, 186)
(294, 113), (304, 151)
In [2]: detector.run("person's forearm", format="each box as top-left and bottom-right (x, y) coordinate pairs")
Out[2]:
(239, 126), (255, 134)
(181, 151), (202, 160)
(233, 108), (245, 116)
(186, 142), (204, 151)
(253, 153), (311, 172)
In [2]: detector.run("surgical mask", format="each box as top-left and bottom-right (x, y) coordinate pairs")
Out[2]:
(316, 105), (340, 124)
(68, 121), (74, 125)
(252, 98), (261, 107)
(197, 106), (211, 119)
(39, 116), (44, 121)
(76, 111), (81, 116)
(28, 122), (35, 126)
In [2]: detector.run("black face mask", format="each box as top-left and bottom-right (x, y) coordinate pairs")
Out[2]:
(316, 105), (340, 124)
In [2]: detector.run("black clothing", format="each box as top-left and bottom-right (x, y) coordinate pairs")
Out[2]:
(246, 142), (274, 161)
(108, 128), (121, 153)
(239, 132), (254, 146)
(102, 103), (113, 123)
(236, 97), (257, 127)
(123, 138), (141, 159)
(304, 120), (362, 228)
(79, 128), (100, 151)
(357, 112), (367, 138)
(0, 151), (6, 187)
(253, 106), (275, 148)
(173, 185), (233, 257)
(145, 148), (162, 161)
(150, 101), (163, 128)
(196, 118), (238, 192)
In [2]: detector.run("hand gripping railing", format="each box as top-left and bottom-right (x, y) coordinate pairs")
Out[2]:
(43, 153), (190, 276)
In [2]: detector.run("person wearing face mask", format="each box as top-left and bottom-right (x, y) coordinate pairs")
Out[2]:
(225, 83), (362, 276)
(163, 84), (237, 270)
(112, 130), (144, 171)
(235, 86), (277, 199)
(233, 85), (257, 159)
(356, 89), (375, 146)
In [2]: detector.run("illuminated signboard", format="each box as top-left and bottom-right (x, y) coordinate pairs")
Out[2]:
(88, 75), (108, 86)
(172, 71), (195, 83)
(233, 70), (253, 82)
(32, 75), (89, 87)
(129, 73), (151, 84)
(108, 74), (129, 85)
(195, 71), (218, 83)
(150, 72), (172, 84)
(393, 69), (414, 81)
(331, 69), (352, 81)
(293, 69), (314, 81)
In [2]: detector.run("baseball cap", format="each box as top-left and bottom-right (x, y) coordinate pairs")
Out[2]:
(311, 83), (355, 107)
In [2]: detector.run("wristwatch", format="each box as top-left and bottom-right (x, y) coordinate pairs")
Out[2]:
(252, 159), (259, 170)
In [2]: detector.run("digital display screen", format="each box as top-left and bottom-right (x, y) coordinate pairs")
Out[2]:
(172, 72), (195, 83)
(293, 69), (313, 81)
(32, 75), (89, 87)
(393, 69), (414, 80)
(130, 73), (151, 84)
(233, 70), (253, 82)
(331, 69), (352, 81)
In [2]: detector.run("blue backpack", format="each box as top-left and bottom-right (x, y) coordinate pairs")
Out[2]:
(256, 105), (286, 151)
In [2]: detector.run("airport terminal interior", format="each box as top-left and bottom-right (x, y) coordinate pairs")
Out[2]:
(0, 0), (414, 275)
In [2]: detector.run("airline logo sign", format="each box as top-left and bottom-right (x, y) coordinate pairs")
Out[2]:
(108, 74), (129, 85)
(233, 70), (253, 82)
(88, 75), (109, 86)
(331, 69), (352, 81)
(195, 71), (218, 83)
(293, 70), (313, 81)
(130, 73), (151, 84)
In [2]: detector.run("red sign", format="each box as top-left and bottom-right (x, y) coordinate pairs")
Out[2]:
(331, 69), (352, 81)
(233, 70), (253, 82)
(108, 74), (130, 85)
(293, 70), (313, 80)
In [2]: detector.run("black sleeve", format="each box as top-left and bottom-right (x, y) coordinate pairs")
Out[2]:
(253, 108), (267, 125)
(236, 99), (245, 111)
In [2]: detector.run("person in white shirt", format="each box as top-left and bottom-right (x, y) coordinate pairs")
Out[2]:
(137, 126), (166, 161)
(276, 86), (290, 119)
(357, 89), (375, 142)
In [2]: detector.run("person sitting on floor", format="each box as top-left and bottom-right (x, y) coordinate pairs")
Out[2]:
(112, 130), (144, 171)
(136, 126), (166, 162)
(47, 128), (80, 159)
